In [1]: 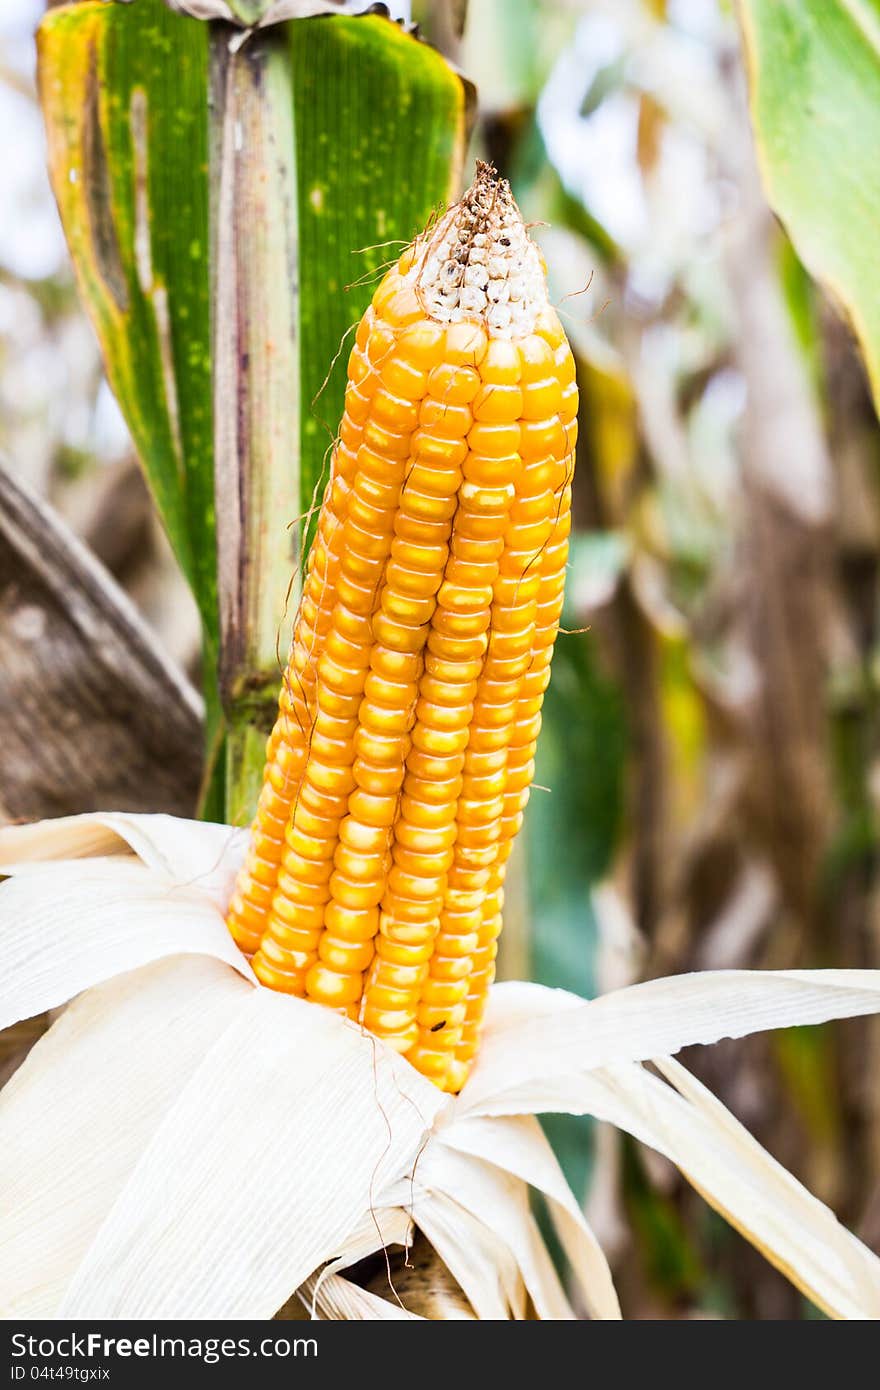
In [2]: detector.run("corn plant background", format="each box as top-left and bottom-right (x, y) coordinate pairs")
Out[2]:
(2, 0), (880, 1319)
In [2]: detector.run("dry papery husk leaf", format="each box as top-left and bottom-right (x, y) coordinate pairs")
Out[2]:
(1, 812), (880, 1320)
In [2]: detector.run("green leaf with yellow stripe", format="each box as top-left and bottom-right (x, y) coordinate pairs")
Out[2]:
(37, 0), (468, 819)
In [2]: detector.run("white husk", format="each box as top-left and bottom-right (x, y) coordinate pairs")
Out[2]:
(410, 1191), (523, 1319)
(0, 860), (251, 1032)
(0, 957), (250, 1318)
(653, 1057), (880, 1318)
(0, 811), (246, 907)
(457, 1058), (880, 1321)
(411, 1143), (573, 1318)
(2, 810), (880, 1320)
(436, 1113), (621, 1319)
(57, 987), (442, 1319)
(462, 973), (880, 1110)
(304, 1272), (422, 1320)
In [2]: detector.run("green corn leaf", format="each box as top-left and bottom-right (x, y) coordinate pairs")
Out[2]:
(38, 0), (214, 638)
(38, 0), (468, 819)
(739, 0), (880, 411)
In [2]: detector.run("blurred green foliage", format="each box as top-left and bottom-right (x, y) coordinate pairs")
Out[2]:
(740, 0), (880, 409)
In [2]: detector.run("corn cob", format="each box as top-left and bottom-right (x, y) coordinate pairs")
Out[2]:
(226, 162), (577, 1091)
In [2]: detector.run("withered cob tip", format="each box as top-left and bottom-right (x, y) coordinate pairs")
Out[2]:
(415, 162), (548, 338)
